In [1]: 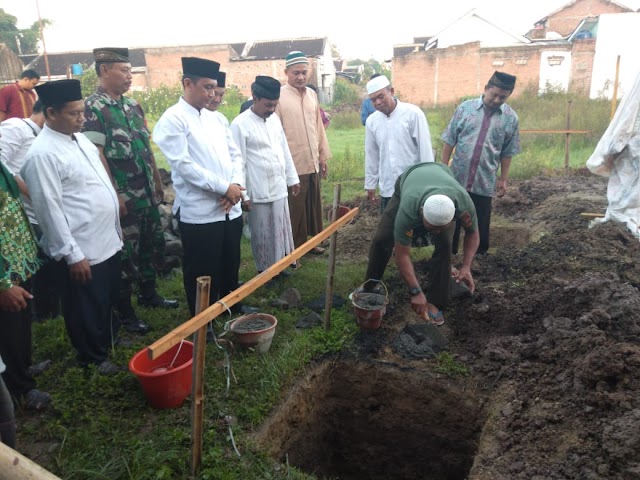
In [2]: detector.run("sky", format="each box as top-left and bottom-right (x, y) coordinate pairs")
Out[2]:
(3, 0), (640, 60)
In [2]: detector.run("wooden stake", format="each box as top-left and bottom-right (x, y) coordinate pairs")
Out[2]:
(580, 212), (605, 219)
(190, 276), (211, 477)
(324, 184), (341, 330)
(564, 100), (572, 173)
(0, 441), (61, 479)
(611, 55), (621, 120)
(148, 207), (359, 360)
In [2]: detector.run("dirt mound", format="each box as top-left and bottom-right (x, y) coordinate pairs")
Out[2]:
(259, 174), (640, 479)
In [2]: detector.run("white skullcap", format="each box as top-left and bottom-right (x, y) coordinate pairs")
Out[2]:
(422, 195), (455, 226)
(366, 75), (391, 95)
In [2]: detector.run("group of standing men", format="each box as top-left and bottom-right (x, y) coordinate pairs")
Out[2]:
(0, 47), (519, 447)
(363, 70), (520, 324)
(0, 47), (183, 445)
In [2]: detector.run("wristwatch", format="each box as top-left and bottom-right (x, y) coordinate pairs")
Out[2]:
(409, 286), (422, 297)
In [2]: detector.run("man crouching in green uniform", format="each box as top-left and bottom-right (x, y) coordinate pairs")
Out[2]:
(84, 47), (178, 334)
(364, 162), (479, 325)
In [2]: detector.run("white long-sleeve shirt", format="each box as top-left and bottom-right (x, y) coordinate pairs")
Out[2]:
(21, 125), (122, 266)
(0, 117), (41, 224)
(230, 109), (299, 204)
(365, 100), (434, 198)
(153, 98), (245, 224)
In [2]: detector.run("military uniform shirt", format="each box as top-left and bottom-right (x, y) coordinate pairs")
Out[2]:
(394, 163), (477, 246)
(84, 87), (156, 210)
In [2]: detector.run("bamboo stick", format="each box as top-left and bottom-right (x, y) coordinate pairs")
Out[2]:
(0, 442), (61, 479)
(190, 276), (210, 476)
(564, 100), (572, 172)
(324, 185), (341, 330)
(148, 207), (359, 359)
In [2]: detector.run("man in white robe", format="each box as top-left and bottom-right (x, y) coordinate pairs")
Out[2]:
(153, 58), (251, 315)
(205, 71), (229, 128)
(365, 75), (434, 212)
(587, 70), (640, 240)
(21, 79), (123, 374)
(230, 76), (300, 275)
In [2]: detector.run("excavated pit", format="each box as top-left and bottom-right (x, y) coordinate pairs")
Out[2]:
(254, 360), (484, 480)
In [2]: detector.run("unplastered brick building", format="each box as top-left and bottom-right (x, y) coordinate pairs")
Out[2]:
(392, 0), (640, 106)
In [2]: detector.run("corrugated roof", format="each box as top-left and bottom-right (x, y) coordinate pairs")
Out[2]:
(245, 37), (326, 59)
(393, 44), (421, 57)
(229, 42), (246, 57)
(23, 49), (146, 77)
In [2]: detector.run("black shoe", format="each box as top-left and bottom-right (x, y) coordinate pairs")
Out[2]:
(121, 319), (150, 335)
(137, 293), (179, 309)
(114, 337), (134, 348)
(96, 360), (124, 375)
(23, 389), (52, 411)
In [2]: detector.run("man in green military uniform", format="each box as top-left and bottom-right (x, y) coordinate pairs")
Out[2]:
(364, 162), (479, 325)
(84, 47), (178, 334)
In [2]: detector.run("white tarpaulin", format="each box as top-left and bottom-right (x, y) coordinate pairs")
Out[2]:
(586, 70), (640, 239)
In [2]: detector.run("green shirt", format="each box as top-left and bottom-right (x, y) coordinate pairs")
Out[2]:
(84, 87), (156, 210)
(0, 162), (40, 292)
(394, 163), (477, 246)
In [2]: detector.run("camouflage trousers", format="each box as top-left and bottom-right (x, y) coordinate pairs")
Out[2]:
(120, 205), (165, 298)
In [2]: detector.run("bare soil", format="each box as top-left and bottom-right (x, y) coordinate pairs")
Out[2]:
(256, 172), (640, 479)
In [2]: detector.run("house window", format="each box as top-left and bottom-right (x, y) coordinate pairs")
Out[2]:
(492, 60), (504, 67)
(547, 56), (565, 66)
(515, 58), (528, 65)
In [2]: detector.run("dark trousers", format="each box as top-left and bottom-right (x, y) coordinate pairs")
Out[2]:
(0, 375), (15, 448)
(58, 253), (121, 366)
(365, 179), (455, 309)
(288, 173), (323, 248)
(31, 224), (62, 319)
(179, 216), (243, 317)
(452, 192), (492, 255)
(380, 196), (391, 213)
(0, 279), (36, 397)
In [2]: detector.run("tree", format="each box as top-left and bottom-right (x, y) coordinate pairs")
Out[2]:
(0, 9), (51, 55)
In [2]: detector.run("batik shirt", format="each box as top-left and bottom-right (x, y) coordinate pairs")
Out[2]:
(442, 96), (520, 197)
(84, 87), (156, 210)
(0, 162), (40, 292)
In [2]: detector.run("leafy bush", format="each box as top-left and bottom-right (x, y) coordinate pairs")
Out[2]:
(131, 83), (183, 120)
(333, 78), (361, 106)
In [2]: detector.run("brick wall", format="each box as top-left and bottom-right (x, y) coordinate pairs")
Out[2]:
(546, 0), (629, 36)
(570, 38), (596, 94)
(143, 45), (319, 98)
(393, 42), (547, 107)
(144, 45), (232, 88)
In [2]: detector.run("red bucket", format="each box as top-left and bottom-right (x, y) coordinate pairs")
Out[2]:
(129, 340), (194, 409)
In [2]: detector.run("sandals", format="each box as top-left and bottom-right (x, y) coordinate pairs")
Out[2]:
(422, 310), (445, 326)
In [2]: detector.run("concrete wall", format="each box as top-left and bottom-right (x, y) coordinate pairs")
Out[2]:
(545, 0), (629, 36)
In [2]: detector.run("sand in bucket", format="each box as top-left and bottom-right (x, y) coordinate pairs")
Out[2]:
(229, 313), (278, 353)
(352, 281), (388, 330)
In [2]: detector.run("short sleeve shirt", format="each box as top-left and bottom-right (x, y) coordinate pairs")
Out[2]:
(0, 83), (37, 120)
(84, 87), (156, 209)
(394, 163), (477, 246)
(442, 97), (520, 196)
